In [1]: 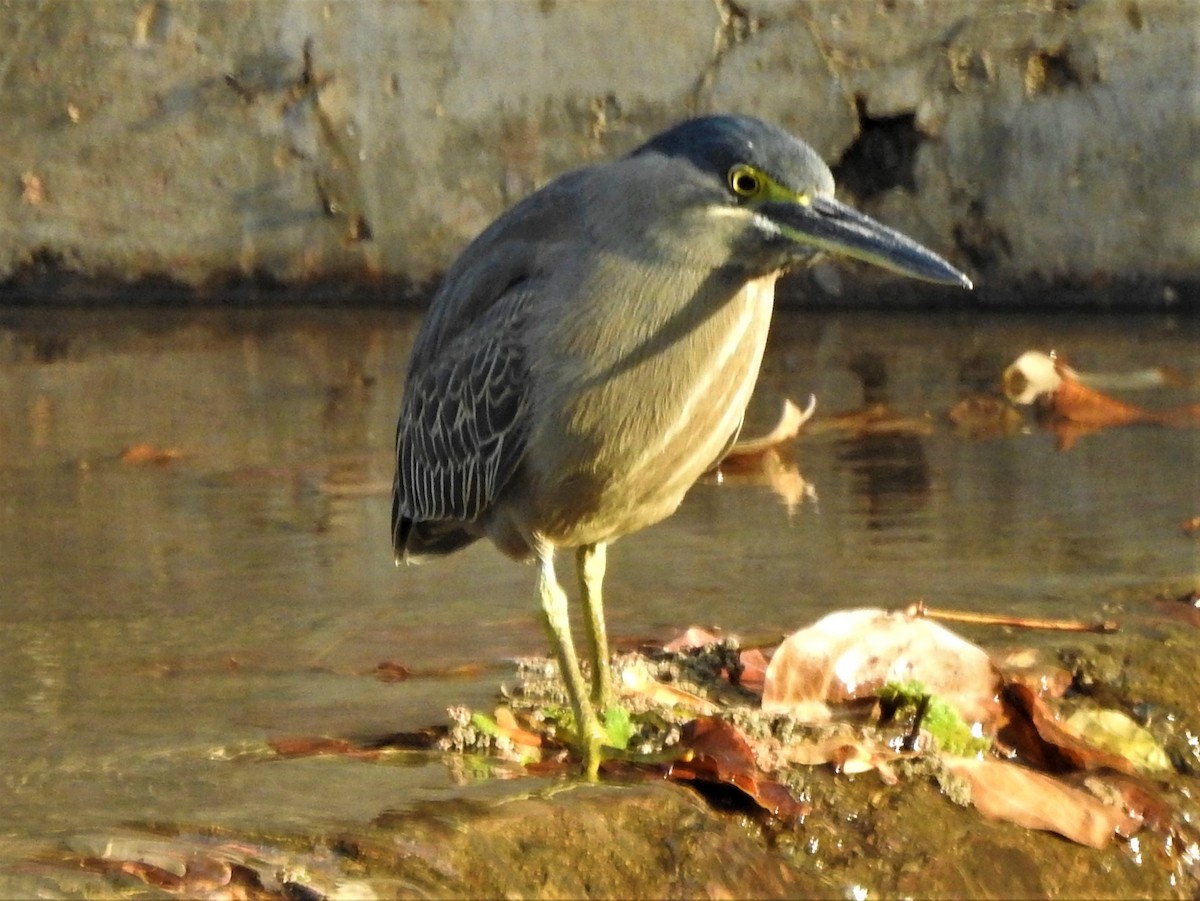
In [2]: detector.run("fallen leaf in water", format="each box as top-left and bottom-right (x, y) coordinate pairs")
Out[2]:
(734, 647), (770, 695)
(942, 756), (1133, 849)
(666, 716), (808, 820)
(371, 660), (486, 682)
(63, 832), (361, 899)
(725, 396), (816, 458)
(948, 393), (1024, 439)
(1003, 350), (1200, 449)
(621, 661), (719, 715)
(268, 735), (383, 760)
(712, 447), (814, 512)
(492, 706), (544, 748)
(810, 403), (934, 438)
(1000, 682), (1137, 775)
(762, 608), (1003, 733)
(1040, 371), (1157, 428)
(119, 442), (185, 464)
(1161, 402), (1200, 426)
(1064, 708), (1172, 773)
(779, 725), (911, 784)
(374, 661), (414, 682)
(990, 647), (1073, 699)
(705, 398), (815, 512)
(20, 171), (45, 205)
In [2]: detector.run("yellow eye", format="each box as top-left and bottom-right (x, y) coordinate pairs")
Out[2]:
(727, 165), (763, 198)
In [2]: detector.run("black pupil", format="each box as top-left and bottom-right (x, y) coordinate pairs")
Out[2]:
(735, 172), (757, 194)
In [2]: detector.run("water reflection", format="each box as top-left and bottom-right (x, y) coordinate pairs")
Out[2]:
(0, 306), (1196, 857)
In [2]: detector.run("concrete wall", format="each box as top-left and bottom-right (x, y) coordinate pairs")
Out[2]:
(1, 0), (1196, 308)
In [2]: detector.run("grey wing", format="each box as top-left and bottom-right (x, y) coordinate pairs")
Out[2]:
(392, 293), (532, 554)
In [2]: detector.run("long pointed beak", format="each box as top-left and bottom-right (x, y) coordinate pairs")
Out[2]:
(762, 195), (972, 288)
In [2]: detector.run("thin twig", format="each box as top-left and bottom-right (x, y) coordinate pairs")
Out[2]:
(904, 600), (1118, 634)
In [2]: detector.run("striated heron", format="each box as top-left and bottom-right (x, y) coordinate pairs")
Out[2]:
(392, 115), (971, 778)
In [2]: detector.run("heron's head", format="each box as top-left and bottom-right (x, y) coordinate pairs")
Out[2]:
(632, 115), (972, 288)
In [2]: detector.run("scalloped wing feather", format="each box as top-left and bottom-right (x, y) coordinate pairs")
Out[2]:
(392, 294), (532, 557)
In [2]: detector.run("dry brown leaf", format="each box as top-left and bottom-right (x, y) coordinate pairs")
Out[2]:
(714, 447), (813, 512)
(20, 171), (44, 205)
(666, 717), (809, 820)
(1001, 681), (1138, 775)
(66, 833), (336, 899)
(621, 663), (718, 715)
(374, 660), (414, 682)
(1147, 590), (1200, 628)
(119, 442), (185, 465)
(948, 393), (1024, 439)
(1160, 402), (1200, 426)
(268, 736), (382, 760)
(762, 608), (1003, 732)
(942, 756), (1133, 849)
(1084, 769), (1196, 842)
(372, 660), (486, 682)
(780, 728), (910, 784)
(989, 647), (1073, 699)
(725, 396), (815, 457)
(812, 402), (934, 438)
(735, 647), (770, 695)
(1047, 374), (1158, 428)
(493, 706), (543, 748)
(1004, 350), (1200, 449)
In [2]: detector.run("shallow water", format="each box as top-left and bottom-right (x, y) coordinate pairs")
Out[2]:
(0, 306), (1196, 874)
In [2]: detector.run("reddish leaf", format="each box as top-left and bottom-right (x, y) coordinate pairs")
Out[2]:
(119, 442), (185, 465)
(666, 717), (808, 821)
(1049, 372), (1158, 428)
(1001, 682), (1137, 774)
(713, 447), (813, 512)
(734, 647), (770, 695)
(268, 736), (382, 760)
(813, 402), (935, 438)
(990, 647), (1073, 699)
(493, 706), (543, 748)
(374, 661), (414, 682)
(371, 660), (486, 682)
(1004, 350), (1200, 449)
(1148, 591), (1200, 628)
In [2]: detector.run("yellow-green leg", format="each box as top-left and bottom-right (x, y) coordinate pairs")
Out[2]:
(538, 550), (605, 779)
(576, 543), (613, 710)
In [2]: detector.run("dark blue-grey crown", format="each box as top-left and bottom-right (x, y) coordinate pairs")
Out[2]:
(631, 115), (829, 194)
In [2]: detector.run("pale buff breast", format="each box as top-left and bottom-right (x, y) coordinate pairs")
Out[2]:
(511, 272), (779, 549)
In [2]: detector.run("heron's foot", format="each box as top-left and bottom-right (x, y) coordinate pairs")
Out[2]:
(570, 700), (635, 781)
(575, 707), (609, 782)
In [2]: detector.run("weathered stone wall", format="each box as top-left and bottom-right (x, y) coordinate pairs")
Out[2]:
(1, 0), (1196, 308)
